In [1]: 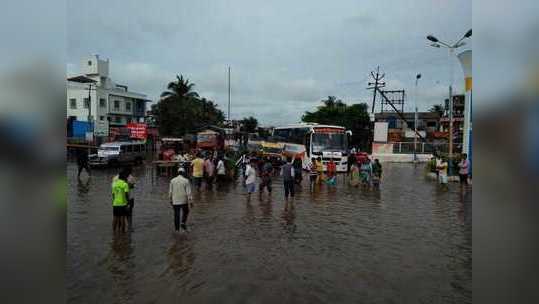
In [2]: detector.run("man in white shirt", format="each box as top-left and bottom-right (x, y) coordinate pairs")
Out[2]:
(244, 159), (257, 200)
(169, 167), (193, 232)
(216, 157), (226, 185)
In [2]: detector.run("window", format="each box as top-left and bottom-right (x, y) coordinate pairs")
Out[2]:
(114, 100), (120, 110)
(99, 98), (106, 107)
(69, 98), (77, 109)
(125, 101), (131, 111)
(126, 145), (133, 152)
(99, 116), (105, 121)
(83, 98), (90, 109)
(88, 60), (92, 66)
(115, 116), (122, 123)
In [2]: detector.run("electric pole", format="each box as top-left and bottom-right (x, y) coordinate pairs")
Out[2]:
(367, 66), (385, 114)
(228, 66), (231, 121)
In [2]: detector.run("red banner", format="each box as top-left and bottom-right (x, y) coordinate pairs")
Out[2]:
(314, 127), (345, 134)
(127, 123), (148, 139)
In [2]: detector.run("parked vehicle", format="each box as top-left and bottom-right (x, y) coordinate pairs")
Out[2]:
(89, 141), (146, 167)
(258, 141), (285, 168)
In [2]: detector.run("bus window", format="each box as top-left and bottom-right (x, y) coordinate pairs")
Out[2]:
(121, 146), (127, 153)
(126, 145), (133, 152)
(134, 144), (140, 152)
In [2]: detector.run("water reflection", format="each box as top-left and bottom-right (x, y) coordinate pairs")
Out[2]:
(106, 233), (135, 304)
(165, 237), (195, 279)
(68, 162), (471, 303)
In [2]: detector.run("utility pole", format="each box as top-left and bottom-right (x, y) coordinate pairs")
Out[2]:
(414, 73), (421, 162)
(367, 66), (385, 114)
(228, 66), (231, 121)
(87, 83), (95, 143)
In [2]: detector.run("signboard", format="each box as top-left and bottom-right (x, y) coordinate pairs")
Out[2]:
(373, 122), (388, 142)
(405, 130), (426, 138)
(127, 123), (148, 139)
(314, 127), (345, 134)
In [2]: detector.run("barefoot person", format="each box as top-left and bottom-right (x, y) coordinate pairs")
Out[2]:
(371, 159), (382, 189)
(308, 157), (319, 192)
(112, 170), (130, 233)
(281, 156), (295, 200)
(259, 157), (273, 196)
(244, 159), (257, 200)
(437, 157), (449, 191)
(191, 153), (205, 191)
(112, 167), (136, 231)
(76, 147), (91, 179)
(458, 153), (470, 191)
(169, 167), (193, 233)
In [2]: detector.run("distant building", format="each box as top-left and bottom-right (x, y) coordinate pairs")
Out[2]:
(374, 112), (440, 134)
(67, 55), (151, 137)
(440, 94), (465, 152)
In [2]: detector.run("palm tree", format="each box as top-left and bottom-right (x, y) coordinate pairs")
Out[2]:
(160, 75), (199, 99)
(323, 96), (338, 108)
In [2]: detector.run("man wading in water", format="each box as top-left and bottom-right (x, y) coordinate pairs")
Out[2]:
(169, 167), (193, 233)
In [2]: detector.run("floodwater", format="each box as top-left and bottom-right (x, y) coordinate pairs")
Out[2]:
(67, 162), (471, 304)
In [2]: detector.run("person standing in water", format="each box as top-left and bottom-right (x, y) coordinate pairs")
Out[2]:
(359, 158), (373, 188)
(216, 157), (227, 186)
(281, 156), (295, 200)
(204, 155), (215, 190)
(112, 167), (136, 231)
(76, 147), (91, 179)
(437, 157), (449, 191)
(326, 159), (337, 186)
(244, 159), (257, 200)
(191, 153), (205, 191)
(349, 157), (360, 187)
(458, 153), (470, 191)
(259, 157), (273, 196)
(169, 167), (193, 233)
(112, 170), (130, 233)
(371, 159), (382, 189)
(308, 157), (319, 192)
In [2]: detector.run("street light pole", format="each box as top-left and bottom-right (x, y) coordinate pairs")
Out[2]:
(414, 73), (421, 163)
(426, 29), (471, 176)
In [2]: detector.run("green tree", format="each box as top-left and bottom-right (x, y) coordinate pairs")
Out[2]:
(154, 75), (224, 136)
(302, 96), (371, 150)
(240, 116), (258, 133)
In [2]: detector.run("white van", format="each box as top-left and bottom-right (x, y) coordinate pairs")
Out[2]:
(89, 141), (146, 166)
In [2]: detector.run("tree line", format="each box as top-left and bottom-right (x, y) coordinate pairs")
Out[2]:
(150, 75), (259, 136)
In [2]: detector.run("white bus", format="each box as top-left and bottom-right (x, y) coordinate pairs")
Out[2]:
(272, 123), (351, 172)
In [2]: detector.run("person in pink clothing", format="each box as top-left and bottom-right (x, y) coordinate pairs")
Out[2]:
(458, 153), (470, 190)
(204, 155), (216, 190)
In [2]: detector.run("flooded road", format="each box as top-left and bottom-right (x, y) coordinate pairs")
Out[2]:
(67, 162), (471, 303)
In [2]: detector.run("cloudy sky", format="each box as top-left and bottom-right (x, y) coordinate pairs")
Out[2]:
(67, 0), (471, 126)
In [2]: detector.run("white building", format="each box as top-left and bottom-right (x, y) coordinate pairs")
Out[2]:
(67, 55), (150, 137)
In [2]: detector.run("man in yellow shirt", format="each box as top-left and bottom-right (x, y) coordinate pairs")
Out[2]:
(112, 170), (130, 233)
(315, 157), (325, 183)
(191, 152), (205, 190)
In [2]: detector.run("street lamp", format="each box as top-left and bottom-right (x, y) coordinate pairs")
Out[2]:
(427, 29), (472, 175)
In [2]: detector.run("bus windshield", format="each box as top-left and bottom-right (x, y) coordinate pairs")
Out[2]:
(312, 132), (347, 153)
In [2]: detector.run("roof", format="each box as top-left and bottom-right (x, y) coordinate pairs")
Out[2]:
(375, 112), (440, 120)
(274, 123), (345, 129)
(67, 75), (97, 83)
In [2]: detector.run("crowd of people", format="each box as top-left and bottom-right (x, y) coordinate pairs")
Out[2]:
(107, 148), (474, 235)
